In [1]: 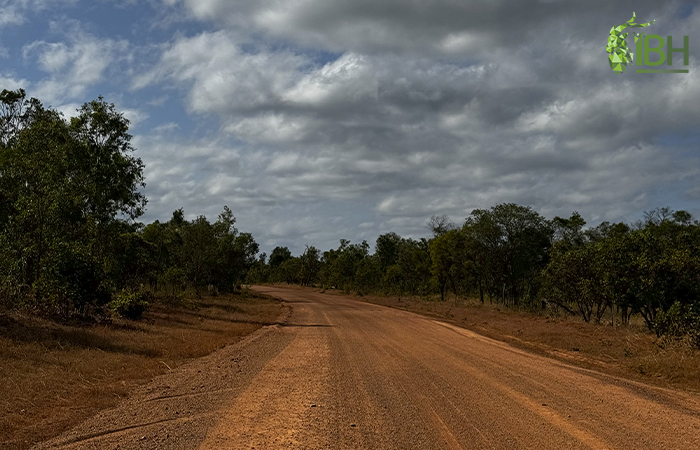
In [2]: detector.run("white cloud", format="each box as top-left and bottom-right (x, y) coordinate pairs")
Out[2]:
(0, 8), (23, 28)
(120, 107), (149, 128)
(23, 26), (130, 104)
(0, 75), (30, 91)
(111, 0), (700, 252)
(0, 0), (77, 28)
(134, 30), (307, 116)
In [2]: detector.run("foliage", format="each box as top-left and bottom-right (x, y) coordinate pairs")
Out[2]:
(542, 209), (700, 330)
(0, 89), (258, 320)
(298, 245), (321, 286)
(0, 89), (145, 317)
(464, 203), (553, 306)
(246, 253), (270, 284)
(158, 267), (188, 297)
(141, 206), (259, 294)
(654, 302), (700, 348)
(269, 246), (292, 270)
(268, 203), (700, 340)
(4, 88), (700, 339)
(108, 289), (150, 320)
(430, 229), (467, 301)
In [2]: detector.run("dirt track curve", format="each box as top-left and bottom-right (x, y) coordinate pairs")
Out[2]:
(34, 285), (700, 449)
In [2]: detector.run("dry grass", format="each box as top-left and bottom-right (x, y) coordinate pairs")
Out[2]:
(321, 287), (700, 393)
(0, 291), (283, 450)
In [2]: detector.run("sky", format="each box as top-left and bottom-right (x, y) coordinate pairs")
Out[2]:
(1, 0), (698, 255)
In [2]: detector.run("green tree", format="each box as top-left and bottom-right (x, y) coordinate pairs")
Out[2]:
(430, 229), (466, 301)
(542, 243), (609, 322)
(269, 246), (292, 271)
(177, 215), (217, 290)
(0, 89), (145, 315)
(375, 232), (402, 273)
(395, 238), (431, 296)
(246, 252), (270, 284)
(465, 204), (552, 305)
(298, 245), (321, 286)
(278, 258), (302, 284)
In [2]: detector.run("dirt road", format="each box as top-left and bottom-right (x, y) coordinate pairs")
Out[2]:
(35, 286), (700, 449)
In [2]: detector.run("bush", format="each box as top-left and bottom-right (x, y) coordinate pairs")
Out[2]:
(158, 267), (187, 296)
(654, 302), (700, 348)
(0, 278), (31, 310)
(108, 289), (150, 320)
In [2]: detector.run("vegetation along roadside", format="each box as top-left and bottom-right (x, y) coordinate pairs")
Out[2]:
(2, 86), (700, 445)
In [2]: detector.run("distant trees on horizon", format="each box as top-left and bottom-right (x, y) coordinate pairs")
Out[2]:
(249, 204), (700, 347)
(1, 87), (698, 347)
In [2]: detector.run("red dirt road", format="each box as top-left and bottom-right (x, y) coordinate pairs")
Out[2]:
(35, 286), (700, 449)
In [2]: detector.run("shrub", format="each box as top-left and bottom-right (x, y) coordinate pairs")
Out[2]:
(108, 289), (150, 320)
(158, 267), (188, 297)
(654, 301), (700, 348)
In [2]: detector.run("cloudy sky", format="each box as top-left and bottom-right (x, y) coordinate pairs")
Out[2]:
(1, 0), (698, 254)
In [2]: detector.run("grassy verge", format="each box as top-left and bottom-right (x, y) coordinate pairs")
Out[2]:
(0, 291), (283, 450)
(317, 287), (700, 392)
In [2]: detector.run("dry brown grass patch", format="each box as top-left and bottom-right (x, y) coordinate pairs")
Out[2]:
(0, 292), (283, 450)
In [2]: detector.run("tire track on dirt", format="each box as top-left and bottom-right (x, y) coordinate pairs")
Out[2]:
(33, 286), (700, 449)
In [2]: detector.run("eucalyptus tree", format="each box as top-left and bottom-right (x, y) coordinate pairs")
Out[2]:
(0, 89), (146, 315)
(465, 204), (553, 305)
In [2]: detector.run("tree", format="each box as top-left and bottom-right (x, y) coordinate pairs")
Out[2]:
(278, 258), (302, 284)
(246, 252), (270, 284)
(616, 225), (700, 330)
(465, 204), (552, 305)
(542, 243), (609, 322)
(177, 215), (217, 290)
(542, 209), (700, 329)
(225, 232), (259, 289)
(0, 89), (146, 315)
(384, 264), (406, 299)
(552, 212), (586, 249)
(269, 246), (292, 271)
(428, 215), (455, 237)
(318, 239), (371, 292)
(298, 245), (321, 286)
(212, 206), (258, 291)
(69, 96), (146, 221)
(355, 256), (381, 295)
(395, 238), (431, 296)
(375, 232), (402, 272)
(430, 229), (466, 301)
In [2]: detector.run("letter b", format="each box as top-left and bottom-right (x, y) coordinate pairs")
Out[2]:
(644, 35), (666, 66)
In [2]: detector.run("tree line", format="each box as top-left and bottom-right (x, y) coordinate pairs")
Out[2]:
(1, 88), (698, 346)
(0, 89), (259, 319)
(248, 204), (700, 346)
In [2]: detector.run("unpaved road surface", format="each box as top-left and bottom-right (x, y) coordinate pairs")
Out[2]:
(35, 286), (700, 449)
